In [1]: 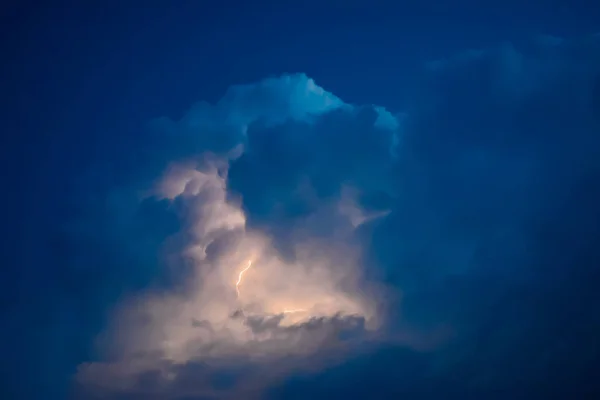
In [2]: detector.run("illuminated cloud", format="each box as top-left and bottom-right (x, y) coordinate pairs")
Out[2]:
(74, 34), (600, 399)
(76, 73), (399, 398)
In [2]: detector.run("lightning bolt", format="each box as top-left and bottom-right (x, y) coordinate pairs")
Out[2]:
(234, 260), (308, 318)
(235, 260), (253, 298)
(283, 308), (306, 314)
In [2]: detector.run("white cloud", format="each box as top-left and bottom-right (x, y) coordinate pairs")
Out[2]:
(76, 75), (398, 397)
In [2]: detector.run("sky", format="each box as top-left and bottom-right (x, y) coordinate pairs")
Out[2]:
(2, 1), (600, 399)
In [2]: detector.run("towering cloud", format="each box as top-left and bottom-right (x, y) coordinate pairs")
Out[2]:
(73, 34), (600, 398)
(75, 74), (400, 398)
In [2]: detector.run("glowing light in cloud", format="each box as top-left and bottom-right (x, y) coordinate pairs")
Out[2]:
(87, 159), (382, 371)
(76, 74), (398, 397)
(283, 308), (307, 314)
(235, 260), (253, 298)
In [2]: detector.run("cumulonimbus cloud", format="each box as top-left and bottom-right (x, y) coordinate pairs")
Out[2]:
(75, 34), (600, 398)
(75, 74), (400, 398)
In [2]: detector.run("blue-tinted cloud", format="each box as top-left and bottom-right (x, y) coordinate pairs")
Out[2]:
(74, 73), (403, 398)
(24, 34), (600, 399)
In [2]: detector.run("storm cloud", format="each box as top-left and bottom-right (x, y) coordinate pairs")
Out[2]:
(73, 73), (401, 398)
(20, 33), (600, 399)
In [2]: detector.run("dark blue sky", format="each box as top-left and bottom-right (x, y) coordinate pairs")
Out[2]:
(3, 1), (600, 399)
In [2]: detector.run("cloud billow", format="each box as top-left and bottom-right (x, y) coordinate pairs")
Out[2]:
(75, 35), (600, 398)
(75, 73), (399, 398)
